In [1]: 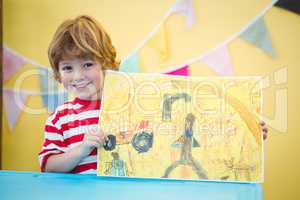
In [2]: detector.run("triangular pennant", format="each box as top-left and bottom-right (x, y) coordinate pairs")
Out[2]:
(38, 68), (63, 111)
(120, 53), (140, 73)
(171, 0), (195, 27)
(3, 47), (27, 81)
(202, 45), (233, 76)
(147, 24), (169, 62)
(41, 92), (68, 112)
(165, 65), (189, 76)
(240, 17), (277, 57)
(38, 68), (58, 92)
(3, 90), (29, 130)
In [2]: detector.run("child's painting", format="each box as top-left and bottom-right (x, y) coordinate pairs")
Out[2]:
(97, 71), (263, 182)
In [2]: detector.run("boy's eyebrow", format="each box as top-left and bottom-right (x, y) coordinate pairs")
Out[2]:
(59, 61), (72, 65)
(59, 59), (94, 65)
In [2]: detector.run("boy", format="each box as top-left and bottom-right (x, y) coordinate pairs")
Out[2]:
(38, 15), (119, 174)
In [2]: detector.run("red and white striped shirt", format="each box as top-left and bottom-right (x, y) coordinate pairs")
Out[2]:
(38, 97), (101, 174)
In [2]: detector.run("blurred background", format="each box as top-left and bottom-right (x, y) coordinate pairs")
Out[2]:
(2, 0), (300, 199)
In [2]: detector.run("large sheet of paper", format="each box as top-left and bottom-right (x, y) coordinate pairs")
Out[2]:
(97, 71), (263, 182)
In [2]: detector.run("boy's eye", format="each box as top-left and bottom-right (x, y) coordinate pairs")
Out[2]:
(62, 66), (73, 71)
(83, 62), (94, 68)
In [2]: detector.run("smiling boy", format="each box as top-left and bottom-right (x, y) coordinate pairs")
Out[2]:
(38, 15), (119, 174)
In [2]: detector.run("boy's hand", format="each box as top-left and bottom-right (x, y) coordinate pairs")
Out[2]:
(259, 121), (268, 140)
(80, 128), (107, 156)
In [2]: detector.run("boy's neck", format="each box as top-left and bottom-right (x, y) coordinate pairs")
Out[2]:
(74, 97), (101, 108)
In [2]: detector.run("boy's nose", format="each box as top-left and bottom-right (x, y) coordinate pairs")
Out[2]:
(73, 68), (84, 80)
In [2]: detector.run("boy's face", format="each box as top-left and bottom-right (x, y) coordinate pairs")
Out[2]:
(58, 58), (104, 100)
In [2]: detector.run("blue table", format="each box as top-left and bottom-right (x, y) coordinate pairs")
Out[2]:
(0, 171), (262, 200)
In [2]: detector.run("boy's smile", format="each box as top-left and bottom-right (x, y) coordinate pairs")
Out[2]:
(58, 58), (104, 100)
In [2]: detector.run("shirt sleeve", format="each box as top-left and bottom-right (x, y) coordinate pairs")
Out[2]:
(38, 114), (66, 172)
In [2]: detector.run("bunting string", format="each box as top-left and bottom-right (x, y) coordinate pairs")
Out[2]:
(3, 46), (51, 70)
(160, 0), (278, 74)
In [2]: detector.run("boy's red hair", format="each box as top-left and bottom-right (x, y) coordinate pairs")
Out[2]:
(48, 15), (119, 82)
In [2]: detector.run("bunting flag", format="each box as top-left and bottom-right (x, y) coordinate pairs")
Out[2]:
(38, 68), (58, 92)
(147, 24), (169, 63)
(240, 17), (277, 57)
(171, 0), (195, 27)
(38, 68), (64, 112)
(201, 45), (233, 76)
(3, 47), (27, 81)
(119, 53), (140, 73)
(165, 65), (189, 76)
(3, 89), (29, 130)
(41, 92), (68, 112)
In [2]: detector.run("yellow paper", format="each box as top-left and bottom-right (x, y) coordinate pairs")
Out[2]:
(97, 71), (263, 182)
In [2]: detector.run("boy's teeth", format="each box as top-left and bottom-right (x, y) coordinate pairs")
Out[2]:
(74, 82), (89, 88)
(74, 82), (88, 87)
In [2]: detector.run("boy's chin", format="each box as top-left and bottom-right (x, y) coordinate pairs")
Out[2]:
(77, 92), (101, 100)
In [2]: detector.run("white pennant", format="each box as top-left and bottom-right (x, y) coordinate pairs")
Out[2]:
(3, 89), (29, 130)
(171, 0), (195, 27)
(202, 45), (233, 75)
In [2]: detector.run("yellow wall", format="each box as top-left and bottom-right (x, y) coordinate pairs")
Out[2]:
(2, 0), (300, 199)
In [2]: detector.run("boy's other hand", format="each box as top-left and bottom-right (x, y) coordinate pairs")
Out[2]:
(259, 121), (268, 140)
(80, 128), (107, 156)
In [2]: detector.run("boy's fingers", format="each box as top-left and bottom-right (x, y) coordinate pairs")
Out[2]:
(86, 139), (104, 148)
(89, 128), (104, 135)
(104, 135), (109, 141)
(89, 128), (98, 134)
(88, 141), (101, 148)
(86, 135), (105, 143)
(85, 135), (99, 143)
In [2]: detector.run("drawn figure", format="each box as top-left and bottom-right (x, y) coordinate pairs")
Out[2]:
(106, 152), (127, 176)
(162, 93), (191, 122)
(222, 158), (256, 181)
(163, 113), (208, 179)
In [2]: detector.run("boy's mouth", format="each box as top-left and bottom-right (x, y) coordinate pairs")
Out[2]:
(72, 81), (92, 89)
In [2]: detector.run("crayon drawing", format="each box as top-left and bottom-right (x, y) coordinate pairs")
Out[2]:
(97, 71), (263, 182)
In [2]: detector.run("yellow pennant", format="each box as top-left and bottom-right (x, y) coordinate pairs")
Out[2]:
(147, 23), (169, 63)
